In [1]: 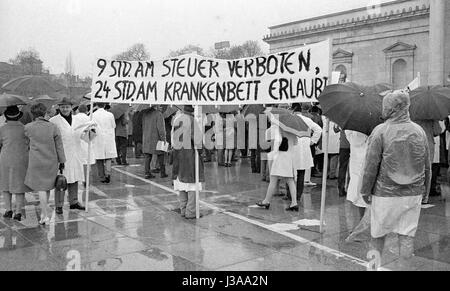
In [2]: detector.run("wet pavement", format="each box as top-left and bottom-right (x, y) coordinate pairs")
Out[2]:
(1, 156), (449, 271)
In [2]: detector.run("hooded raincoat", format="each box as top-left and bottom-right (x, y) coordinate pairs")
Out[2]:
(360, 92), (431, 238)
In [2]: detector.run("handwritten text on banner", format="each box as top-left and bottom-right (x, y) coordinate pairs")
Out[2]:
(91, 39), (331, 105)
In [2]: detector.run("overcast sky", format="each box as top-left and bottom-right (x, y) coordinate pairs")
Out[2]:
(0, 0), (389, 76)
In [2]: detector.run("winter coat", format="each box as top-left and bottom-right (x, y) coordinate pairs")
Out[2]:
(142, 108), (166, 154)
(50, 114), (85, 183)
(92, 108), (117, 160)
(115, 114), (128, 138)
(0, 121), (31, 193)
(171, 112), (205, 183)
(132, 111), (143, 144)
(72, 113), (96, 165)
(360, 108), (431, 198)
(24, 118), (66, 191)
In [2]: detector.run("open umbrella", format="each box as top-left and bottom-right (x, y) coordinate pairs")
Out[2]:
(318, 82), (392, 135)
(409, 86), (450, 120)
(264, 107), (310, 138)
(110, 104), (130, 119)
(2, 75), (65, 97)
(0, 93), (29, 107)
(29, 94), (61, 107)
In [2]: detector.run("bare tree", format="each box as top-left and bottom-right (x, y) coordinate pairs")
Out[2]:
(114, 43), (150, 61)
(168, 44), (209, 58)
(9, 48), (43, 74)
(212, 40), (263, 60)
(240, 40), (263, 58)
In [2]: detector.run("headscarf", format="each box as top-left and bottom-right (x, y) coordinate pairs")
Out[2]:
(382, 90), (410, 121)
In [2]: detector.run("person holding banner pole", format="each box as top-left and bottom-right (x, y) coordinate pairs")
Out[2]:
(172, 105), (204, 219)
(92, 103), (117, 184)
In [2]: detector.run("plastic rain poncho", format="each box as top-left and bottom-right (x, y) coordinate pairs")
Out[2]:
(360, 91), (431, 198)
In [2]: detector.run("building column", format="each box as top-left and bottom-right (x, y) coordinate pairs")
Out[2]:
(428, 0), (446, 85)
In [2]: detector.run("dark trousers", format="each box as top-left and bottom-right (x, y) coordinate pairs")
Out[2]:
(116, 136), (128, 164)
(296, 170), (305, 199)
(250, 149), (261, 173)
(144, 153), (165, 176)
(135, 142), (143, 158)
(338, 148), (350, 192)
(431, 163), (440, 193)
(55, 182), (78, 208)
(286, 170), (305, 200)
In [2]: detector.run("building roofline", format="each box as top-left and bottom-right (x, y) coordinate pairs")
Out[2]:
(268, 0), (413, 29)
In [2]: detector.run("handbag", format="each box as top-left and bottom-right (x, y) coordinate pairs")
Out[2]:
(156, 140), (169, 152)
(278, 137), (289, 152)
(55, 169), (68, 192)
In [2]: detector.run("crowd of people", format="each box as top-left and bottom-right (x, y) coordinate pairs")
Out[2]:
(0, 90), (448, 257)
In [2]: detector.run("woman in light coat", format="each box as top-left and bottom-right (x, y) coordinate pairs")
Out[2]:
(345, 130), (369, 218)
(0, 106), (30, 221)
(257, 126), (299, 212)
(288, 104), (322, 201)
(92, 103), (117, 183)
(25, 103), (66, 225)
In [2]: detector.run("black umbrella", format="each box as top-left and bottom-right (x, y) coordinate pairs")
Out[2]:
(409, 86), (450, 120)
(318, 82), (392, 135)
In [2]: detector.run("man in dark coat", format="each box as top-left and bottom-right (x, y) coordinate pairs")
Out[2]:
(115, 113), (129, 165)
(142, 106), (167, 179)
(132, 110), (143, 158)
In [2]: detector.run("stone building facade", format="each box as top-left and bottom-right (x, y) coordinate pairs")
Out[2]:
(263, 0), (449, 89)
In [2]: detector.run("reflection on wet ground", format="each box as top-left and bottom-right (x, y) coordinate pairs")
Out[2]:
(1, 157), (449, 271)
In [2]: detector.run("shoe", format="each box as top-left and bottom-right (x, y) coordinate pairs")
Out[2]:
(145, 174), (155, 179)
(421, 200), (429, 205)
(116, 160), (122, 165)
(286, 205), (299, 212)
(70, 203), (86, 211)
(160, 173), (169, 179)
(39, 216), (50, 225)
(282, 196), (291, 201)
(13, 213), (22, 221)
(3, 210), (13, 219)
(56, 207), (63, 215)
(256, 202), (270, 209)
(105, 175), (111, 184)
(185, 214), (203, 220)
(151, 169), (160, 173)
(122, 162), (129, 166)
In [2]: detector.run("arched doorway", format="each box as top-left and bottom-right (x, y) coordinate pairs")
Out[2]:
(392, 59), (408, 89)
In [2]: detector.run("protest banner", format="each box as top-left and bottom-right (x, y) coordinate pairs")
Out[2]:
(90, 39), (331, 105)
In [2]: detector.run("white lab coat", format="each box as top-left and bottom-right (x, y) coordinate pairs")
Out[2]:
(345, 130), (369, 208)
(319, 116), (340, 154)
(72, 113), (96, 165)
(49, 114), (85, 184)
(92, 108), (117, 160)
(293, 113), (322, 170)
